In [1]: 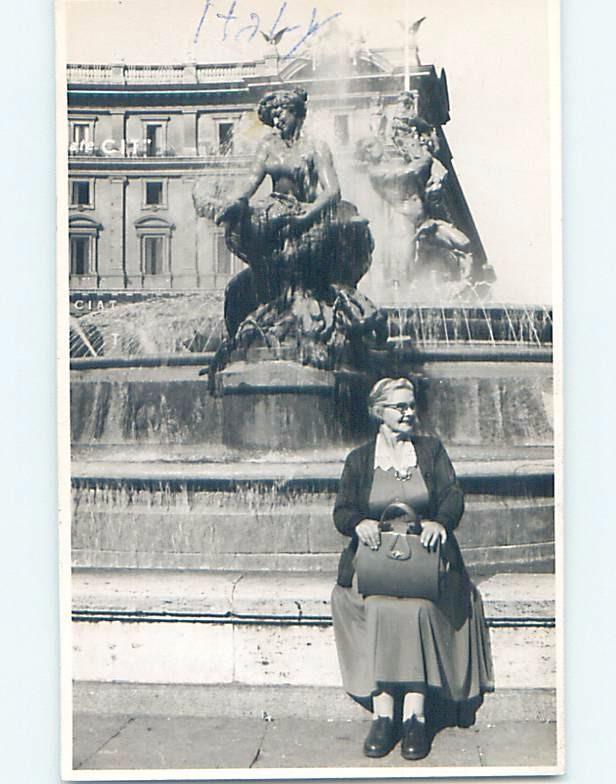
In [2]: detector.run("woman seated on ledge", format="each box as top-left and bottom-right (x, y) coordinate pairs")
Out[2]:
(331, 377), (494, 760)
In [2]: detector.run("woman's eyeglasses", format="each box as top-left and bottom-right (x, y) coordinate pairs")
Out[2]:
(383, 403), (416, 414)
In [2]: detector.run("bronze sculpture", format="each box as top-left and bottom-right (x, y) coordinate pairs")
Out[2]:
(356, 91), (481, 297)
(194, 87), (386, 374)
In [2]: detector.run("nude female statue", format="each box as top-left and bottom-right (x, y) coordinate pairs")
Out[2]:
(194, 86), (374, 338)
(194, 87), (384, 371)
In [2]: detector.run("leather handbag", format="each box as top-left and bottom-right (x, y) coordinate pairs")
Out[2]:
(355, 502), (448, 602)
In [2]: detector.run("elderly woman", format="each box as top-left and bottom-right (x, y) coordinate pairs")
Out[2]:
(331, 377), (494, 760)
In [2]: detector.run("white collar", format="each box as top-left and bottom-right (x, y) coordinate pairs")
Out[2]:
(374, 429), (417, 478)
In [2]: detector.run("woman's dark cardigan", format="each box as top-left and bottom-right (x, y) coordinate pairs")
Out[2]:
(334, 435), (465, 587)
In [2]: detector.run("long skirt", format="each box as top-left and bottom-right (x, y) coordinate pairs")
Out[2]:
(331, 571), (494, 717)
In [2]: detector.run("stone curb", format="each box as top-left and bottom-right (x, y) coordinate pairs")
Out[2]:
(72, 682), (558, 723)
(71, 457), (554, 484)
(72, 570), (555, 622)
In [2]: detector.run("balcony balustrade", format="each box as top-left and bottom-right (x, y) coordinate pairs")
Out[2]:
(68, 61), (260, 85)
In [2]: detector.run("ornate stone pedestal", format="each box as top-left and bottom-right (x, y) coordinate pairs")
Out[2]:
(218, 355), (370, 450)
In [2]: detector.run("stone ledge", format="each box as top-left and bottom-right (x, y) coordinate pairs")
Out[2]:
(71, 457), (554, 484)
(72, 546), (556, 574)
(73, 569), (555, 622)
(71, 500), (554, 555)
(72, 682), (558, 723)
(72, 443), (553, 463)
(71, 572), (556, 690)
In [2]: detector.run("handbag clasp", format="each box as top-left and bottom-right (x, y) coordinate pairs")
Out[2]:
(386, 533), (412, 561)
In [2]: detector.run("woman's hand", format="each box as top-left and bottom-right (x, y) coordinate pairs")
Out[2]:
(420, 520), (447, 550)
(355, 519), (381, 550)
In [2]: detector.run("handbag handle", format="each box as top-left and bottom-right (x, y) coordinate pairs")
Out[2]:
(379, 501), (422, 534)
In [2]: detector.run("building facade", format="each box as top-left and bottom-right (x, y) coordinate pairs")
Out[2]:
(67, 49), (484, 295)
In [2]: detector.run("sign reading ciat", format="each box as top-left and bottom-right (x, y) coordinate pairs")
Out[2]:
(71, 298), (118, 314)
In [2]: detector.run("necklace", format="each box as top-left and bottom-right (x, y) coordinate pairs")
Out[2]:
(379, 429), (415, 481)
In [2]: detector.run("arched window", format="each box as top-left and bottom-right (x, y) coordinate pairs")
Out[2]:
(68, 215), (102, 284)
(134, 215), (175, 280)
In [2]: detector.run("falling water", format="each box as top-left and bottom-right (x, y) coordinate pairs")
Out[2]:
(70, 291), (226, 358)
(381, 305), (552, 347)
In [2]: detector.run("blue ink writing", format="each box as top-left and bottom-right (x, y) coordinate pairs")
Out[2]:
(269, 1), (290, 38)
(235, 12), (260, 42)
(282, 8), (342, 59)
(216, 0), (238, 41)
(193, 0), (342, 58)
(193, 0), (214, 45)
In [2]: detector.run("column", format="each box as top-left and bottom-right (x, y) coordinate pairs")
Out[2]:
(171, 176), (199, 289)
(109, 111), (126, 157)
(99, 176), (127, 289)
(182, 111), (198, 157)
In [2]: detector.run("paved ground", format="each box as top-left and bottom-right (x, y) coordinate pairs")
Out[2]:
(72, 714), (558, 773)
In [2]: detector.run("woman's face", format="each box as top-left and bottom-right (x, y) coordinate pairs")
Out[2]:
(378, 387), (417, 437)
(272, 105), (301, 139)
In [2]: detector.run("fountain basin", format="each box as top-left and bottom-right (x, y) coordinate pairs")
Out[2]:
(71, 452), (554, 575)
(69, 333), (554, 575)
(70, 355), (552, 449)
(70, 366), (220, 445)
(218, 361), (371, 450)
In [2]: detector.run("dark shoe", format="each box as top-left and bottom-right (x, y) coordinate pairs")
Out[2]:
(400, 716), (430, 760)
(363, 716), (396, 758)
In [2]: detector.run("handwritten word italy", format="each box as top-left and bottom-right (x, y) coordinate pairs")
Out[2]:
(194, 0), (342, 59)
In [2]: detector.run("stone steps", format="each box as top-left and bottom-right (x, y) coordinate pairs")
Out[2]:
(71, 570), (557, 722)
(71, 498), (553, 542)
(70, 456), (555, 573)
(72, 544), (556, 573)
(73, 569), (556, 619)
(73, 682), (557, 724)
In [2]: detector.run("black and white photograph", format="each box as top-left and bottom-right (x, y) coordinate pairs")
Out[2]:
(58, 0), (562, 778)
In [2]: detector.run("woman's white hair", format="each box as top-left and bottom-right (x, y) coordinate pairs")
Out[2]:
(368, 377), (416, 420)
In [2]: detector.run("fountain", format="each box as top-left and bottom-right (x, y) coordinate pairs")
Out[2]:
(61, 16), (562, 753)
(67, 77), (556, 761)
(355, 90), (495, 300)
(69, 58), (554, 578)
